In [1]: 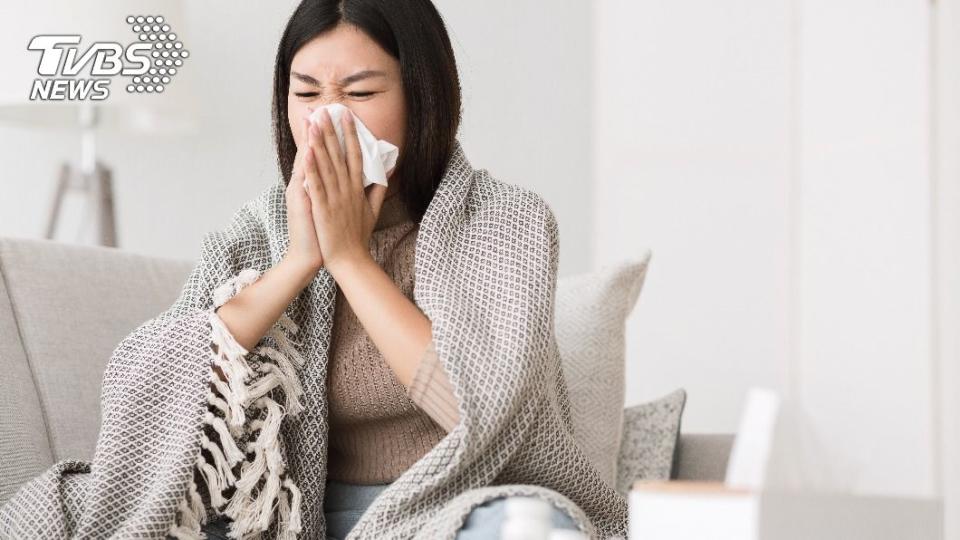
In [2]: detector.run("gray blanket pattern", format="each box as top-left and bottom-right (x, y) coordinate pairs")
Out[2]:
(0, 139), (628, 539)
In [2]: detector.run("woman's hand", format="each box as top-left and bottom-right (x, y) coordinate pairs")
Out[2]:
(284, 116), (325, 275)
(302, 107), (388, 277)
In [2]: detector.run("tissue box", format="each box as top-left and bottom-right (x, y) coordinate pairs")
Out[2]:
(629, 480), (943, 540)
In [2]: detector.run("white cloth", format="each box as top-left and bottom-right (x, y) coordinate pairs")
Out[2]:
(306, 103), (399, 189)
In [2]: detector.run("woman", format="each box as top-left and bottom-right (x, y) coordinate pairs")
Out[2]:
(0, 0), (627, 538)
(203, 1), (597, 537)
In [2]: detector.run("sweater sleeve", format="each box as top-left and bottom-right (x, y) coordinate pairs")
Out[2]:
(406, 338), (460, 432)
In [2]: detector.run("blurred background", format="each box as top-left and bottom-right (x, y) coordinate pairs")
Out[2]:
(0, 0), (957, 536)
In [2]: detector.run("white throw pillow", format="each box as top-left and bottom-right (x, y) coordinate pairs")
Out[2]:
(554, 250), (652, 489)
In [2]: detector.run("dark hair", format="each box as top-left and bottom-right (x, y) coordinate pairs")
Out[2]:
(272, 0), (463, 222)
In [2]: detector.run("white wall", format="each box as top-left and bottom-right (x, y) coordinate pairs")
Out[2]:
(593, 0), (796, 433)
(798, 0), (935, 499)
(595, 0), (945, 507)
(0, 1), (299, 260)
(935, 0), (960, 537)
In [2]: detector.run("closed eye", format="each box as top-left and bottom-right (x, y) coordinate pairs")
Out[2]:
(294, 91), (376, 98)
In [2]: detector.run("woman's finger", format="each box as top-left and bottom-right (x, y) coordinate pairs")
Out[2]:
(288, 118), (310, 206)
(304, 149), (329, 241)
(310, 119), (339, 199)
(342, 109), (364, 192)
(317, 109), (349, 192)
(292, 117), (310, 183)
(304, 125), (327, 205)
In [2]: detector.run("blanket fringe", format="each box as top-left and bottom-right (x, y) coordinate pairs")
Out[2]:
(166, 267), (306, 540)
(168, 476), (206, 539)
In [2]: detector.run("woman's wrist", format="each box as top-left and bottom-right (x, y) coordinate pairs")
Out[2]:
(324, 249), (374, 281)
(279, 253), (321, 289)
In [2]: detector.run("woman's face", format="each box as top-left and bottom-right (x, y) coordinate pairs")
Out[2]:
(287, 23), (406, 186)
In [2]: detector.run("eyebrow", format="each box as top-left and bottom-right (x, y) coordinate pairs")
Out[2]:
(290, 69), (387, 87)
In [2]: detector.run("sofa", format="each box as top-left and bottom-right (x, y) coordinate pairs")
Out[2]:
(0, 236), (735, 506)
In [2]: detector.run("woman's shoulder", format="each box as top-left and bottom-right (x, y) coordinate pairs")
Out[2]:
(199, 180), (286, 269)
(470, 170), (557, 239)
(471, 169), (544, 205)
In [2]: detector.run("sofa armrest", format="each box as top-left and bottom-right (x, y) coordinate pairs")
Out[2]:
(670, 433), (736, 482)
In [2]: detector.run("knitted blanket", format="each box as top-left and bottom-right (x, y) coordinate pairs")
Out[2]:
(0, 139), (628, 540)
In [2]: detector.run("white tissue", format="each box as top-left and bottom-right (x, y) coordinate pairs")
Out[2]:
(305, 103), (399, 190)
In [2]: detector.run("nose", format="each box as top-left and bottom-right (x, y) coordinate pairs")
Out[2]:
(307, 98), (345, 114)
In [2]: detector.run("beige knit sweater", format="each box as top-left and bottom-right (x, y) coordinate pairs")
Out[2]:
(325, 192), (460, 485)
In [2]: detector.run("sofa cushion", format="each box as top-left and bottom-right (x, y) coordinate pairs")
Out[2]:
(555, 250), (652, 489)
(0, 238), (193, 470)
(0, 247), (50, 506)
(616, 388), (687, 495)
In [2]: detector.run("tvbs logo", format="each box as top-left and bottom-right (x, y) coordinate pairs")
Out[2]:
(28, 15), (188, 101)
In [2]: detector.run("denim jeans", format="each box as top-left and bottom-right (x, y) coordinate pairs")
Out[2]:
(200, 479), (580, 539)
